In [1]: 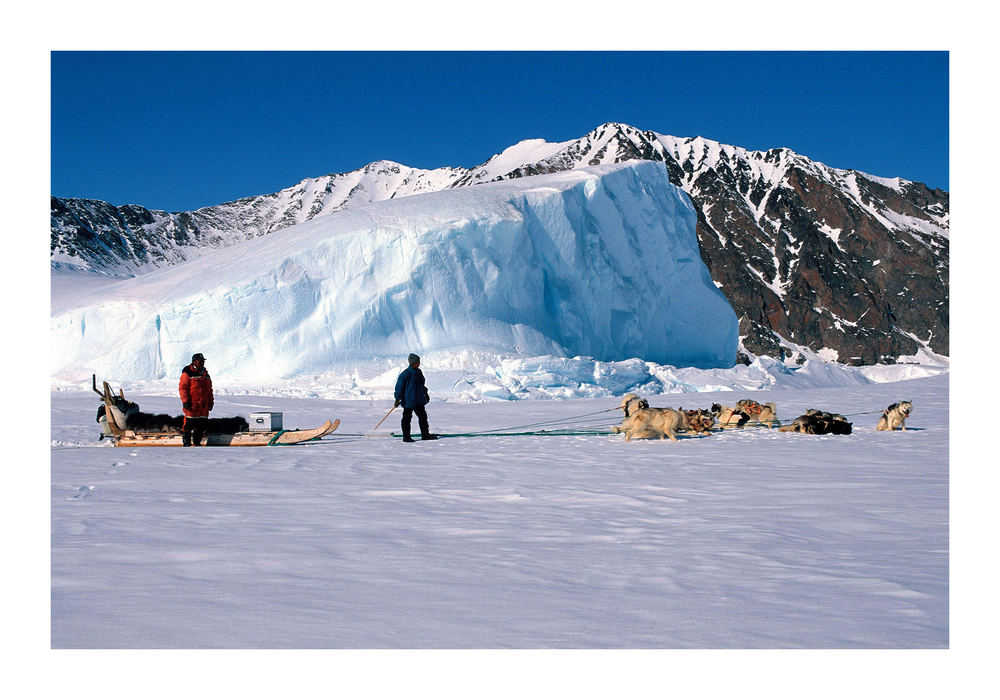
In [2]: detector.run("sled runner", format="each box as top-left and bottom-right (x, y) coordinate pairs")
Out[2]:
(94, 377), (339, 447)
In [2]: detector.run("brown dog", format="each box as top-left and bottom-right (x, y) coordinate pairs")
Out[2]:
(735, 399), (779, 428)
(679, 408), (716, 435)
(876, 401), (912, 431)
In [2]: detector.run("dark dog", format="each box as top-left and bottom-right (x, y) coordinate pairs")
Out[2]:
(779, 409), (852, 435)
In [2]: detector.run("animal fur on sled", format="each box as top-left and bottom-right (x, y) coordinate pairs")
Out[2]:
(97, 401), (249, 434)
(876, 401), (912, 431)
(612, 393), (685, 442)
(778, 409), (852, 435)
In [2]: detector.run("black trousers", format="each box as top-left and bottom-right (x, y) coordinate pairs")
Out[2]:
(182, 416), (208, 446)
(401, 405), (430, 439)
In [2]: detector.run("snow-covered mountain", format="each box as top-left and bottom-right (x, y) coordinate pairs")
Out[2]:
(50, 160), (465, 276)
(51, 122), (949, 365)
(51, 162), (738, 383)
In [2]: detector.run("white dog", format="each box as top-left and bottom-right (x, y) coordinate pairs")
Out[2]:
(613, 393), (684, 442)
(876, 401), (912, 431)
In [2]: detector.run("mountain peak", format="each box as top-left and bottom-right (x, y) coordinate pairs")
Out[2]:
(51, 122), (949, 365)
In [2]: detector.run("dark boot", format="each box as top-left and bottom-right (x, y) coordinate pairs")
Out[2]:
(414, 405), (434, 440)
(401, 408), (415, 442)
(192, 418), (206, 446)
(182, 431), (192, 447)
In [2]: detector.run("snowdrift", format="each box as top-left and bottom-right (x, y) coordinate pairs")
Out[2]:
(51, 162), (738, 383)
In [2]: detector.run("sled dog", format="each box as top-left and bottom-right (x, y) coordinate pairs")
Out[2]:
(876, 401), (912, 431)
(680, 408), (716, 435)
(613, 393), (684, 441)
(779, 409), (852, 435)
(710, 403), (749, 428)
(735, 400), (779, 428)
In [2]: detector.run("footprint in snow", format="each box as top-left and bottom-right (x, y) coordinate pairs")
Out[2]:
(71, 486), (95, 500)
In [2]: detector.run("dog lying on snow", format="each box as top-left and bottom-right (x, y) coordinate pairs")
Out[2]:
(711, 403), (748, 428)
(612, 393), (685, 441)
(778, 409), (852, 435)
(710, 400), (778, 428)
(612, 394), (715, 440)
(876, 401), (912, 431)
(679, 408), (716, 435)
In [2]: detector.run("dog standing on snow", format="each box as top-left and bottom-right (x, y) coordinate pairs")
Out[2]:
(876, 401), (913, 431)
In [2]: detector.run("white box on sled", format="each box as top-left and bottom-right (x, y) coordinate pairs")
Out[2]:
(249, 412), (283, 431)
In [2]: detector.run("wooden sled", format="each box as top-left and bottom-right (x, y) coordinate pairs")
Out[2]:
(95, 377), (339, 447)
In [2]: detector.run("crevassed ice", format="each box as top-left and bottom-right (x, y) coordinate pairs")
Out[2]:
(51, 162), (739, 383)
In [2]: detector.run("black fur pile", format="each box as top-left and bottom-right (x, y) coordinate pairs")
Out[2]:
(97, 403), (250, 434)
(203, 416), (251, 433)
(785, 409), (853, 435)
(125, 411), (185, 432)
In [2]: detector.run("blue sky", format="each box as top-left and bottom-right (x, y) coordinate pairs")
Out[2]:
(51, 51), (948, 211)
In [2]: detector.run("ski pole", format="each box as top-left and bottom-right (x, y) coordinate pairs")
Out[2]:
(369, 404), (398, 435)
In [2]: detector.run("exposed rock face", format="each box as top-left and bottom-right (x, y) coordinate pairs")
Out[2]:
(51, 123), (948, 365)
(477, 124), (948, 364)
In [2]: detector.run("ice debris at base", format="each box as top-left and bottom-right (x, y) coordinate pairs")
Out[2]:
(51, 346), (949, 402)
(50, 162), (738, 384)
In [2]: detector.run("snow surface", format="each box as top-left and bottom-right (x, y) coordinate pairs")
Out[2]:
(51, 372), (948, 648)
(50, 162), (738, 384)
(473, 138), (572, 181)
(45, 132), (952, 651)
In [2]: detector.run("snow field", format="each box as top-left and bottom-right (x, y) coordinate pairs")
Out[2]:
(51, 374), (947, 648)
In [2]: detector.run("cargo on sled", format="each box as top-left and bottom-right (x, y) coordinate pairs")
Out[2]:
(93, 376), (339, 447)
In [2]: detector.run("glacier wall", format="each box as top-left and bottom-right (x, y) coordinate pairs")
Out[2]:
(51, 162), (738, 382)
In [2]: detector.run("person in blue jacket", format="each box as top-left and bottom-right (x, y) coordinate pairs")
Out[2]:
(394, 353), (438, 442)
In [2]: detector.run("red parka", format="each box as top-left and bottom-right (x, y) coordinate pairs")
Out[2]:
(179, 364), (214, 417)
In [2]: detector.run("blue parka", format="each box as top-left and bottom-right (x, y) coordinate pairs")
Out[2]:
(394, 366), (430, 409)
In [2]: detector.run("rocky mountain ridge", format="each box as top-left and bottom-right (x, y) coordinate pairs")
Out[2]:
(51, 122), (948, 365)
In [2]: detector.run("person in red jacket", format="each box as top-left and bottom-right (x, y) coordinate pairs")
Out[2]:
(179, 352), (214, 446)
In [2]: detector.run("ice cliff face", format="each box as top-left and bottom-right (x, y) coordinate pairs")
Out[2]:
(50, 162), (738, 382)
(51, 122), (949, 365)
